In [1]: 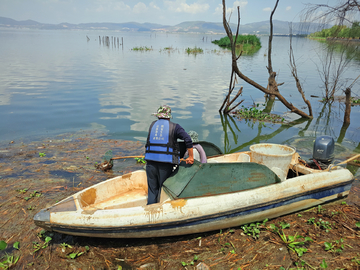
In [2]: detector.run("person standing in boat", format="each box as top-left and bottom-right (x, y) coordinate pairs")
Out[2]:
(145, 105), (194, 205)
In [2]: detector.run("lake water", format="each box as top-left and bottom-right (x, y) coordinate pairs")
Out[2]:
(0, 28), (359, 159)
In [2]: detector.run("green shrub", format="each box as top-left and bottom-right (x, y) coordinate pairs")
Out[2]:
(212, 35), (261, 48)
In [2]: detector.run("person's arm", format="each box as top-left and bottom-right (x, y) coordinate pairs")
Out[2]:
(174, 124), (194, 164)
(186, 147), (194, 164)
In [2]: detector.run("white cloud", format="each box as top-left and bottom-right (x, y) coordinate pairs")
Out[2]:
(133, 2), (147, 13)
(93, 1), (131, 13)
(112, 2), (131, 11)
(214, 4), (222, 14)
(164, 0), (209, 14)
(233, 1), (248, 9)
(149, 2), (160, 10)
(286, 6), (291, 11)
(263, 7), (272, 12)
(226, 7), (234, 15)
(214, 1), (247, 15)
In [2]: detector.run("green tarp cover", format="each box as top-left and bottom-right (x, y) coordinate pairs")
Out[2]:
(163, 160), (281, 199)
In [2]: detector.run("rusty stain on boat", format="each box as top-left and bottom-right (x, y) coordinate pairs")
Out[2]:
(144, 204), (163, 223)
(122, 173), (132, 181)
(79, 188), (97, 208)
(170, 199), (187, 213)
(82, 209), (97, 215)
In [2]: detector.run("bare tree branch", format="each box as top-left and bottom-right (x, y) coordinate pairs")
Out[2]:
(219, 72), (236, 112)
(314, 41), (354, 102)
(221, 0), (313, 119)
(267, 0), (279, 74)
(228, 87), (244, 108)
(220, 2), (244, 114)
(301, 0), (360, 29)
(289, 23), (313, 117)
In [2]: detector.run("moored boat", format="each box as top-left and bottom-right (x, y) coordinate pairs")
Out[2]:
(34, 137), (354, 238)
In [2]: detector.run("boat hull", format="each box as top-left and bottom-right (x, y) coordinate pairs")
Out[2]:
(34, 168), (354, 238)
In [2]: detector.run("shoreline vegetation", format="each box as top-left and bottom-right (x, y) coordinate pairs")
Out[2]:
(308, 22), (360, 41)
(211, 35), (262, 55)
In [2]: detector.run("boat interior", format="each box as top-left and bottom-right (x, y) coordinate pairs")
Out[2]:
(76, 149), (343, 211)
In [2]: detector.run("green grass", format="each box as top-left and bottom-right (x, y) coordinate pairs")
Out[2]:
(160, 46), (176, 53)
(185, 46), (203, 54)
(131, 46), (153, 51)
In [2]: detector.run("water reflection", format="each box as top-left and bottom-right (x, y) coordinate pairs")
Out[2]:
(219, 94), (360, 160)
(325, 40), (360, 63)
(221, 112), (311, 154)
(0, 30), (359, 155)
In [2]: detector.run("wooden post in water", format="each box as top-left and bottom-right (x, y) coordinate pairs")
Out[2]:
(344, 87), (351, 125)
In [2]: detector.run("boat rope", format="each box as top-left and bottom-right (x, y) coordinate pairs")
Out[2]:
(312, 159), (322, 170)
(291, 163), (299, 176)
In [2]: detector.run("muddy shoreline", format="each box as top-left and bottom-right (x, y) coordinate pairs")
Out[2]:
(1, 131), (360, 270)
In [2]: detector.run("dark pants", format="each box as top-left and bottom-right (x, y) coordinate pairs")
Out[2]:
(146, 161), (174, 205)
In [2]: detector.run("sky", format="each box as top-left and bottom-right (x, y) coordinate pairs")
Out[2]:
(0, 0), (341, 26)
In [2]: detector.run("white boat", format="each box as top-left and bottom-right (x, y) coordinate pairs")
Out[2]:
(34, 141), (354, 238)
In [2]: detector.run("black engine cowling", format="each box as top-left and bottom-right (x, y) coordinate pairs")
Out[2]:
(313, 135), (335, 164)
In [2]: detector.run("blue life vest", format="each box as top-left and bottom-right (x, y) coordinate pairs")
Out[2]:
(145, 119), (180, 164)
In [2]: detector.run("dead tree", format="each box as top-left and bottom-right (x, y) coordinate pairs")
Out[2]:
(344, 87), (351, 125)
(344, 74), (360, 123)
(220, 0), (312, 119)
(219, 3), (244, 114)
(289, 23), (313, 117)
(301, 1), (360, 126)
(315, 40), (354, 102)
(219, 72), (244, 114)
(266, 0), (283, 98)
(301, 0), (360, 28)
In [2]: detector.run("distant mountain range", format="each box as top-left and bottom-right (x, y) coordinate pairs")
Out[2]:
(0, 16), (326, 35)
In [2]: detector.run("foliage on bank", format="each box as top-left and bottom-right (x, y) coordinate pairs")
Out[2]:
(308, 22), (360, 39)
(212, 35), (261, 54)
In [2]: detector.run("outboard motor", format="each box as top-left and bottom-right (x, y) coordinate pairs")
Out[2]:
(312, 135), (335, 169)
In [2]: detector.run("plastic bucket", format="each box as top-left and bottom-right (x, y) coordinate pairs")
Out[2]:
(250, 143), (295, 181)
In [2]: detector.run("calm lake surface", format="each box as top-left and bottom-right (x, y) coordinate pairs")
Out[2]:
(0, 28), (359, 159)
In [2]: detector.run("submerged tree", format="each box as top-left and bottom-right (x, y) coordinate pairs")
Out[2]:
(220, 0), (313, 119)
(301, 0), (360, 124)
(315, 41), (356, 102)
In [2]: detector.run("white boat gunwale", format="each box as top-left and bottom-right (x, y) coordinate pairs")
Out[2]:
(33, 149), (355, 238)
(38, 177), (353, 233)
